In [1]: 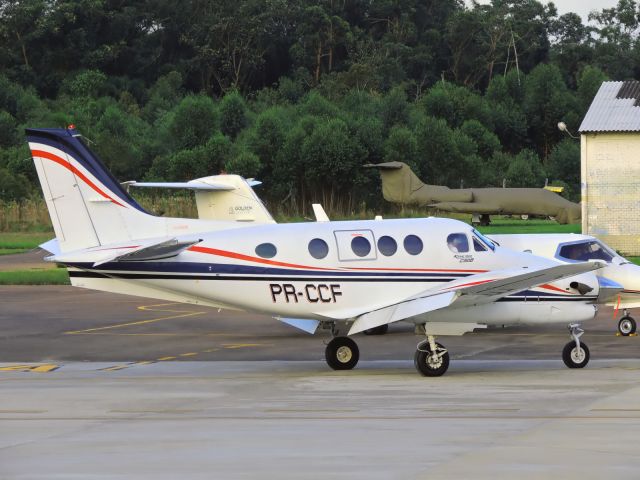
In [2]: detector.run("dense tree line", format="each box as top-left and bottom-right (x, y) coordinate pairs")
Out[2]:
(0, 0), (637, 214)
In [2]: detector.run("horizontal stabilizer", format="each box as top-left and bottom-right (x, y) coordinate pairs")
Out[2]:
(39, 238), (60, 256)
(127, 180), (235, 191)
(48, 237), (202, 266)
(363, 162), (404, 170)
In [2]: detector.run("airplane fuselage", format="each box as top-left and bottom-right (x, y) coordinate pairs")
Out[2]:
(68, 218), (600, 327)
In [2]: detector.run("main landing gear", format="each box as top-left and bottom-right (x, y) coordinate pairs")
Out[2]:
(562, 323), (590, 369)
(414, 334), (450, 377)
(325, 336), (360, 370)
(617, 309), (637, 336)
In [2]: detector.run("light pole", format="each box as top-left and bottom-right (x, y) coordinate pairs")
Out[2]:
(557, 121), (578, 139)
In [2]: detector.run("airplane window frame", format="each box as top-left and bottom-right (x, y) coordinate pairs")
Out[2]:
(472, 237), (488, 252)
(351, 236), (372, 257)
(555, 240), (615, 263)
(446, 233), (469, 253)
(377, 235), (398, 256)
(308, 238), (329, 259)
(403, 235), (423, 255)
(255, 242), (277, 259)
(471, 229), (496, 251)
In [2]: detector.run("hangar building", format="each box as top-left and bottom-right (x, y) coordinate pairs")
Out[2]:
(579, 80), (640, 255)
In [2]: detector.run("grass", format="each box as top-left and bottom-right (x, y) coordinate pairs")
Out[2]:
(0, 269), (69, 285)
(0, 232), (54, 255)
(476, 218), (581, 235)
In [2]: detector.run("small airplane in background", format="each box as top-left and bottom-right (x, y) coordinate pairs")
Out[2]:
(29, 127), (608, 377)
(366, 161), (581, 226)
(124, 175), (275, 224)
(489, 234), (640, 336)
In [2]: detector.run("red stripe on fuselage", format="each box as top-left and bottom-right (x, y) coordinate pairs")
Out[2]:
(188, 245), (335, 271)
(31, 149), (126, 208)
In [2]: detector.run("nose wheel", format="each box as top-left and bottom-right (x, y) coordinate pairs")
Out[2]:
(562, 324), (590, 368)
(617, 311), (636, 336)
(325, 337), (359, 370)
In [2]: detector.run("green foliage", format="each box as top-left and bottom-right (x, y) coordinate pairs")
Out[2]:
(61, 70), (108, 98)
(547, 139), (580, 198)
(0, 111), (19, 147)
(384, 126), (419, 171)
(225, 149), (261, 177)
(0, 0), (633, 215)
(0, 167), (30, 201)
(167, 95), (218, 150)
(505, 150), (546, 187)
(219, 91), (248, 139)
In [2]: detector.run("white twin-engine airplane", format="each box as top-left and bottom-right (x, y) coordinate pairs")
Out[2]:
(28, 127), (612, 376)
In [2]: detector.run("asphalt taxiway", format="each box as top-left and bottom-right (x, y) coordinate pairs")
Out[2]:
(1, 284), (640, 478)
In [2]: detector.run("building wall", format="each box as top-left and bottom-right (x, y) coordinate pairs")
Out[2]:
(582, 132), (640, 255)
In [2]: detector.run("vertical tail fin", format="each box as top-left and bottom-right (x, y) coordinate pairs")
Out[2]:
(27, 127), (170, 252)
(364, 162), (426, 204)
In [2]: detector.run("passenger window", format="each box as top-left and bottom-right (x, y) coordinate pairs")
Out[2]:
(255, 243), (277, 259)
(473, 237), (487, 252)
(403, 235), (423, 255)
(351, 236), (371, 257)
(308, 238), (329, 259)
(447, 233), (469, 253)
(377, 236), (397, 256)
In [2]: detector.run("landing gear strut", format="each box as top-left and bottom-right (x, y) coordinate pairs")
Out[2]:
(562, 323), (590, 369)
(414, 334), (449, 377)
(617, 309), (636, 336)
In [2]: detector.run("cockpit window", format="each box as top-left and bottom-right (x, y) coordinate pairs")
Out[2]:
(447, 233), (469, 253)
(473, 237), (487, 252)
(557, 240), (614, 263)
(472, 229), (496, 251)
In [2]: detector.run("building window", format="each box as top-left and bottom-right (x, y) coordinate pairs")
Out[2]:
(377, 236), (397, 256)
(255, 243), (277, 259)
(351, 236), (372, 257)
(308, 238), (329, 259)
(403, 235), (423, 255)
(447, 233), (469, 253)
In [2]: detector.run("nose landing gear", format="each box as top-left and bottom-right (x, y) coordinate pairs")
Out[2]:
(617, 310), (637, 336)
(562, 323), (590, 369)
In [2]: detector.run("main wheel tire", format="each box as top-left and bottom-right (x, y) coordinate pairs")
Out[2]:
(414, 342), (450, 377)
(618, 316), (637, 336)
(562, 341), (590, 368)
(363, 324), (389, 336)
(325, 337), (359, 370)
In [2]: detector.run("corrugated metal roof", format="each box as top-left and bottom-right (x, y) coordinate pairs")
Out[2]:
(579, 81), (640, 133)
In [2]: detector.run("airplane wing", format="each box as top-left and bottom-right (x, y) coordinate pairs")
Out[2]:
(347, 261), (604, 335)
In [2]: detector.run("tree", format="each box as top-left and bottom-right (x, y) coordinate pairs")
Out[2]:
(546, 138), (580, 197)
(524, 63), (575, 159)
(166, 95), (218, 150)
(505, 149), (546, 187)
(384, 126), (419, 171)
(219, 91), (248, 139)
